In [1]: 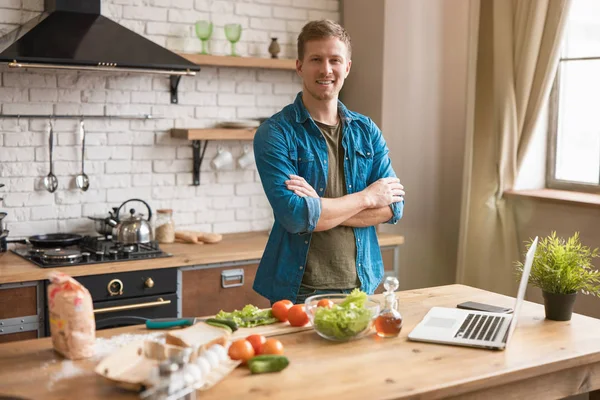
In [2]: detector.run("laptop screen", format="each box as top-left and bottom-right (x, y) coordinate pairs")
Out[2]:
(505, 236), (538, 345)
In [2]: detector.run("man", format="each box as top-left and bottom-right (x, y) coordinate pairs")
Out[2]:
(253, 20), (405, 304)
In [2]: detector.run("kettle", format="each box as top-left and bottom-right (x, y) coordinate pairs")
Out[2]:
(108, 199), (153, 244)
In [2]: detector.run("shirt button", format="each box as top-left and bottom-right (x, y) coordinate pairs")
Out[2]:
(319, 188), (323, 192)
(357, 238), (360, 242)
(304, 241), (308, 244)
(298, 157), (302, 161)
(367, 152), (371, 156)
(349, 185), (352, 188)
(345, 157), (349, 160)
(299, 266), (303, 270)
(358, 263), (362, 267)
(324, 160), (327, 164)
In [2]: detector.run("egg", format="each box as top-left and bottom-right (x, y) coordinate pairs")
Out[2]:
(195, 356), (211, 376)
(209, 345), (228, 362)
(186, 363), (203, 383)
(203, 349), (220, 369)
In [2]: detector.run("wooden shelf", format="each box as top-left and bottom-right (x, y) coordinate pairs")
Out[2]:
(171, 128), (256, 141)
(178, 53), (296, 70)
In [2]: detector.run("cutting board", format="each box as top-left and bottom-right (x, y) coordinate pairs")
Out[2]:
(231, 321), (312, 339)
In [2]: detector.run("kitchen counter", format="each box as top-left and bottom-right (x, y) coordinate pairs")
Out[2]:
(0, 231), (404, 284)
(2, 284), (600, 400)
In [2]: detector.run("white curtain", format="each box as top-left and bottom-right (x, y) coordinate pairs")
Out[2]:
(456, 0), (572, 295)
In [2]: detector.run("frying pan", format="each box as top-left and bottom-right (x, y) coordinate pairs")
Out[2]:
(9, 233), (83, 248)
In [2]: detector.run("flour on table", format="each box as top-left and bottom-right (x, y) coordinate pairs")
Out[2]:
(47, 360), (85, 390)
(93, 332), (165, 360)
(45, 332), (164, 391)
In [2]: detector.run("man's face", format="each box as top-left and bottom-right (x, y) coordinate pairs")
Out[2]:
(296, 37), (351, 102)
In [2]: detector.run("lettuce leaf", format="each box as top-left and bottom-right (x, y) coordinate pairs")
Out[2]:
(215, 304), (279, 327)
(313, 289), (372, 340)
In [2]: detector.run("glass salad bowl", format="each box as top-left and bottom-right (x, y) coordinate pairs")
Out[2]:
(304, 292), (380, 342)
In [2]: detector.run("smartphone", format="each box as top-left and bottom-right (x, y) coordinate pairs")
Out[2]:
(456, 301), (513, 314)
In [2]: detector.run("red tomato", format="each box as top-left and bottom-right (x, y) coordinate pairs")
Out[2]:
(287, 304), (309, 327)
(228, 339), (255, 363)
(262, 338), (284, 355)
(317, 299), (334, 308)
(271, 300), (293, 322)
(246, 334), (267, 355)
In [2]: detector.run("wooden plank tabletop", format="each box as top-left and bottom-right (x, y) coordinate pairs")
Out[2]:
(1, 284), (599, 400)
(0, 232), (404, 284)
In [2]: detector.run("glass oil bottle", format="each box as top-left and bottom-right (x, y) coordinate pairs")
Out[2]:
(375, 276), (403, 338)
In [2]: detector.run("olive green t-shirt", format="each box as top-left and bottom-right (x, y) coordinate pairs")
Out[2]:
(301, 120), (359, 289)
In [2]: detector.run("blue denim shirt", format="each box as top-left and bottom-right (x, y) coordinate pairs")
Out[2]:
(253, 92), (404, 303)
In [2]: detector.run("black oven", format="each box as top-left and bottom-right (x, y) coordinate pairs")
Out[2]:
(44, 268), (179, 333)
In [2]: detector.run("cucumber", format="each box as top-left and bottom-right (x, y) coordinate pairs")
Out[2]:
(247, 355), (289, 374)
(205, 318), (238, 332)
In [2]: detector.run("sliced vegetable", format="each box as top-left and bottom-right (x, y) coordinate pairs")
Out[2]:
(205, 318), (238, 332)
(247, 355), (289, 374)
(215, 305), (278, 328)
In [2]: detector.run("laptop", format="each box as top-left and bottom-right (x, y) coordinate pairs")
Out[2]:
(408, 236), (538, 350)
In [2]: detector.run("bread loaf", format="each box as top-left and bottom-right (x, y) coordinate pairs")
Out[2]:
(47, 272), (96, 360)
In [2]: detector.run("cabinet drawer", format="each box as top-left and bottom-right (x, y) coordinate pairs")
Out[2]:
(182, 263), (269, 317)
(0, 286), (37, 319)
(0, 283), (42, 343)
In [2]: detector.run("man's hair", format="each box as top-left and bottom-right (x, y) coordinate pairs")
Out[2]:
(297, 20), (352, 61)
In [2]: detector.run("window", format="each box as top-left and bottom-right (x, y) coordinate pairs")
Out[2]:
(548, 0), (600, 193)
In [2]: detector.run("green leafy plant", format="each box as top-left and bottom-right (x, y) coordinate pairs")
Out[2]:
(516, 232), (600, 296)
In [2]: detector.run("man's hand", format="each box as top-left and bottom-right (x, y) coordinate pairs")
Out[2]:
(363, 177), (404, 208)
(285, 174), (319, 198)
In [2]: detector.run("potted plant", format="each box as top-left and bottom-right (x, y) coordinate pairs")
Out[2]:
(516, 232), (600, 321)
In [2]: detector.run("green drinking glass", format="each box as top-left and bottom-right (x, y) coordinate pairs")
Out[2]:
(195, 20), (213, 55)
(224, 23), (242, 56)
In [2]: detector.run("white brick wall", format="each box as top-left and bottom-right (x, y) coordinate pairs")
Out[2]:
(0, 0), (340, 237)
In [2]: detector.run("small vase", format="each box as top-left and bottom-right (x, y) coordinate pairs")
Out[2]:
(542, 291), (577, 321)
(268, 37), (281, 59)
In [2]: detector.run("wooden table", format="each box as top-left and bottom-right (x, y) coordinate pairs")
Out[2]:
(1, 284), (600, 399)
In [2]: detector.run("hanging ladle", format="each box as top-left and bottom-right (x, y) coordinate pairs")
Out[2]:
(75, 119), (90, 191)
(43, 121), (58, 193)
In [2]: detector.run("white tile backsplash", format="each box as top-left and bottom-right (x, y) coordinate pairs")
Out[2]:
(0, 0), (339, 237)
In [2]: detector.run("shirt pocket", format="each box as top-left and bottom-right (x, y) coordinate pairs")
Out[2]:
(291, 149), (317, 183)
(355, 147), (374, 186)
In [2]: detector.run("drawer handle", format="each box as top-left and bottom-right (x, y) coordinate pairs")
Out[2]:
(93, 298), (171, 315)
(221, 269), (244, 289)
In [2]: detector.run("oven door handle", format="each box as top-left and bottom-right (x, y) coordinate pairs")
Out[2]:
(93, 298), (171, 315)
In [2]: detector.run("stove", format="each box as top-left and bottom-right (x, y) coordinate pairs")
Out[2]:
(12, 236), (172, 268)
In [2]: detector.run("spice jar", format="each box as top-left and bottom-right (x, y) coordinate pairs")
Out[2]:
(155, 209), (175, 244)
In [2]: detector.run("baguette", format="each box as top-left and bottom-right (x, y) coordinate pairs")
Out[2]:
(176, 231), (223, 244)
(196, 232), (223, 244)
(175, 231), (199, 244)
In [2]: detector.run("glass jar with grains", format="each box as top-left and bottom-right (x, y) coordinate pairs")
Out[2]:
(155, 209), (175, 243)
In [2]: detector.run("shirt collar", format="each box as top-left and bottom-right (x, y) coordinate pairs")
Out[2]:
(293, 92), (355, 125)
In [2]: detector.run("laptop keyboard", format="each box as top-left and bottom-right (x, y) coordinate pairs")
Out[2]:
(454, 313), (506, 341)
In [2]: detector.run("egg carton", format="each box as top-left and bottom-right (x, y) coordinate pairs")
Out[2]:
(95, 338), (240, 395)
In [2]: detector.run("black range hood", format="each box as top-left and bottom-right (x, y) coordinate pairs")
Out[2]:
(0, 0), (200, 77)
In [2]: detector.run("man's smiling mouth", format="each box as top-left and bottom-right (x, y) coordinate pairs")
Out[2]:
(316, 80), (334, 85)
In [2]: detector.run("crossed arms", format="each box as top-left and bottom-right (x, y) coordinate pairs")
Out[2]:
(254, 120), (404, 234)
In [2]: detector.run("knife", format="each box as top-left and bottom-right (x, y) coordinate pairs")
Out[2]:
(146, 317), (238, 331)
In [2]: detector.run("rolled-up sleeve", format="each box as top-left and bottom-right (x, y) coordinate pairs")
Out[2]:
(254, 122), (322, 234)
(367, 118), (404, 225)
